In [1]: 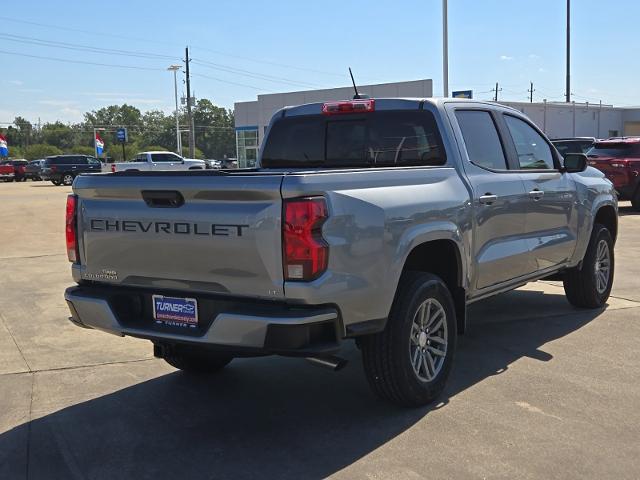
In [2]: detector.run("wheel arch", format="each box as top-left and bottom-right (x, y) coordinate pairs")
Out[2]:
(397, 238), (467, 334)
(594, 204), (618, 243)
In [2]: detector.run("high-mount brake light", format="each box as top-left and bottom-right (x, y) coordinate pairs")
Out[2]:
(66, 194), (79, 263)
(321, 99), (375, 115)
(283, 197), (329, 281)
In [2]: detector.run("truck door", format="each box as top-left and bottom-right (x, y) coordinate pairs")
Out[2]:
(450, 108), (536, 290)
(150, 153), (183, 171)
(501, 114), (578, 270)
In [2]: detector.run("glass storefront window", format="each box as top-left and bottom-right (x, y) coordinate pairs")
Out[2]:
(236, 127), (259, 168)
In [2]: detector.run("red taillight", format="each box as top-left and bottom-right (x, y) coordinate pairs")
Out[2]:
(66, 194), (79, 263)
(283, 197), (329, 281)
(111, 164), (116, 173)
(50, 165), (57, 172)
(18, 166), (26, 174)
(322, 99), (375, 115)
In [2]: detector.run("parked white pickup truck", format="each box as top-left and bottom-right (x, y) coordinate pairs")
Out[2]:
(106, 151), (207, 173)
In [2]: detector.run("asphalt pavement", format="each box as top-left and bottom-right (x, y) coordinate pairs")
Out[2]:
(0, 181), (638, 480)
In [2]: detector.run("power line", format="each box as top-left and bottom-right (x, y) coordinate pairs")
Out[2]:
(0, 49), (164, 71)
(191, 72), (269, 91)
(0, 14), (345, 79)
(192, 59), (323, 89)
(0, 33), (177, 61)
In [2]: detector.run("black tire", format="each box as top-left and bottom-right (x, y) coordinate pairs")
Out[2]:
(163, 349), (233, 374)
(62, 173), (75, 186)
(361, 272), (457, 407)
(52, 180), (61, 186)
(631, 188), (640, 211)
(563, 223), (614, 308)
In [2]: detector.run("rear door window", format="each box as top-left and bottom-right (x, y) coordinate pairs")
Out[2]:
(455, 110), (508, 170)
(152, 153), (181, 162)
(262, 110), (446, 168)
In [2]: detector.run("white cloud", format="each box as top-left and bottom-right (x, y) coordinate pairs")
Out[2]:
(19, 88), (44, 94)
(8, 80), (24, 86)
(39, 99), (78, 107)
(500, 55), (514, 61)
(538, 67), (546, 72)
(528, 54), (541, 60)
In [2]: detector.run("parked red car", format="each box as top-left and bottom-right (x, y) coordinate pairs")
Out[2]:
(587, 137), (640, 210)
(0, 160), (28, 182)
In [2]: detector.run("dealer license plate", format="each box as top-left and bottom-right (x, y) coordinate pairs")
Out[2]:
(152, 295), (198, 328)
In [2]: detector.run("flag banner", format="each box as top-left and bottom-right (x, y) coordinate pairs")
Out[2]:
(0, 134), (8, 157)
(95, 133), (104, 156)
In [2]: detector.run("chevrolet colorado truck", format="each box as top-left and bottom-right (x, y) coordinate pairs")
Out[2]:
(64, 98), (617, 407)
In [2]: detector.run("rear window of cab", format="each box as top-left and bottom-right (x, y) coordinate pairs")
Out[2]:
(587, 143), (640, 158)
(261, 110), (446, 168)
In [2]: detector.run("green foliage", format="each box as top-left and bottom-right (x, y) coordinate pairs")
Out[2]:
(69, 146), (97, 156)
(143, 145), (169, 152)
(23, 144), (63, 160)
(5, 99), (236, 162)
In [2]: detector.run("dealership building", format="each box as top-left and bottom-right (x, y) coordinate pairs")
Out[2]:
(234, 78), (640, 167)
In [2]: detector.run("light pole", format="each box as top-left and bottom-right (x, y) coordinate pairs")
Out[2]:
(167, 64), (182, 156)
(442, 0), (449, 97)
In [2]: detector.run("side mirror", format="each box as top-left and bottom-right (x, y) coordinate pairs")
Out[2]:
(562, 153), (588, 173)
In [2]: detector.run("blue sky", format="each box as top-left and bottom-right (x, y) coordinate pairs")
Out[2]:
(2, 0), (638, 124)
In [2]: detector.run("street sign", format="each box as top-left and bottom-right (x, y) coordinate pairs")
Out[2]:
(116, 127), (128, 143)
(452, 90), (473, 99)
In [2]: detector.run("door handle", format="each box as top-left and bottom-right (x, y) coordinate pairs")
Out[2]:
(529, 189), (544, 200)
(479, 194), (498, 205)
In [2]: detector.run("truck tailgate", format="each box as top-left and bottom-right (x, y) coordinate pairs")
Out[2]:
(73, 172), (285, 299)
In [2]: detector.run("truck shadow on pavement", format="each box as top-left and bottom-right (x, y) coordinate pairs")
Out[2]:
(0, 289), (605, 480)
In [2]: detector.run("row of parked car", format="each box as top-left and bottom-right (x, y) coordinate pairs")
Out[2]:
(0, 153), (240, 186)
(551, 136), (640, 210)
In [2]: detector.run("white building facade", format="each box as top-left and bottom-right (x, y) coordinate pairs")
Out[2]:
(234, 79), (640, 167)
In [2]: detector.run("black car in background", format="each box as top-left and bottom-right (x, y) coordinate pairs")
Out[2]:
(552, 137), (596, 159)
(24, 159), (45, 181)
(40, 155), (102, 186)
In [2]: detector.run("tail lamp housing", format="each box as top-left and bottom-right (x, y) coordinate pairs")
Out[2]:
(283, 197), (329, 281)
(66, 194), (79, 263)
(322, 99), (375, 115)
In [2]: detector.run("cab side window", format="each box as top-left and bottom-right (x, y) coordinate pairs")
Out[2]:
(455, 110), (508, 170)
(504, 115), (555, 170)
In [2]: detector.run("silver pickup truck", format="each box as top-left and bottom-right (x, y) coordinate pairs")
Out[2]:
(64, 98), (617, 407)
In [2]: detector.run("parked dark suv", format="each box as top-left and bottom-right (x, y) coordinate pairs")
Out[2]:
(41, 155), (102, 186)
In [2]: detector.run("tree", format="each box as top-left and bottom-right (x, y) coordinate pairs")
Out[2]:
(83, 104), (143, 145)
(41, 122), (75, 150)
(192, 100), (235, 159)
(23, 144), (62, 160)
(139, 110), (176, 151)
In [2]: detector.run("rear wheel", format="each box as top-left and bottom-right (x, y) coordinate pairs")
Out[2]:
(361, 272), (457, 407)
(631, 188), (640, 211)
(62, 173), (74, 186)
(563, 223), (614, 308)
(163, 349), (233, 374)
(52, 180), (62, 186)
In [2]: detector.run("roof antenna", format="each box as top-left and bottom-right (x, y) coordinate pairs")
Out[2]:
(349, 67), (369, 99)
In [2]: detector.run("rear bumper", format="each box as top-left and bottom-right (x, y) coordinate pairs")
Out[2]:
(64, 285), (342, 355)
(0, 173), (15, 180)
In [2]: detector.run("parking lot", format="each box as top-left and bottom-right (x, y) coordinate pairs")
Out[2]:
(0, 181), (638, 479)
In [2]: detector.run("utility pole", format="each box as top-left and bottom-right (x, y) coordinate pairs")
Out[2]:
(566, 0), (571, 103)
(185, 47), (196, 158)
(492, 82), (502, 102)
(528, 81), (535, 103)
(442, 0), (449, 97)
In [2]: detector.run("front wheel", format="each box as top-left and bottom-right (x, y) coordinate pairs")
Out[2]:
(563, 223), (614, 308)
(361, 272), (457, 407)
